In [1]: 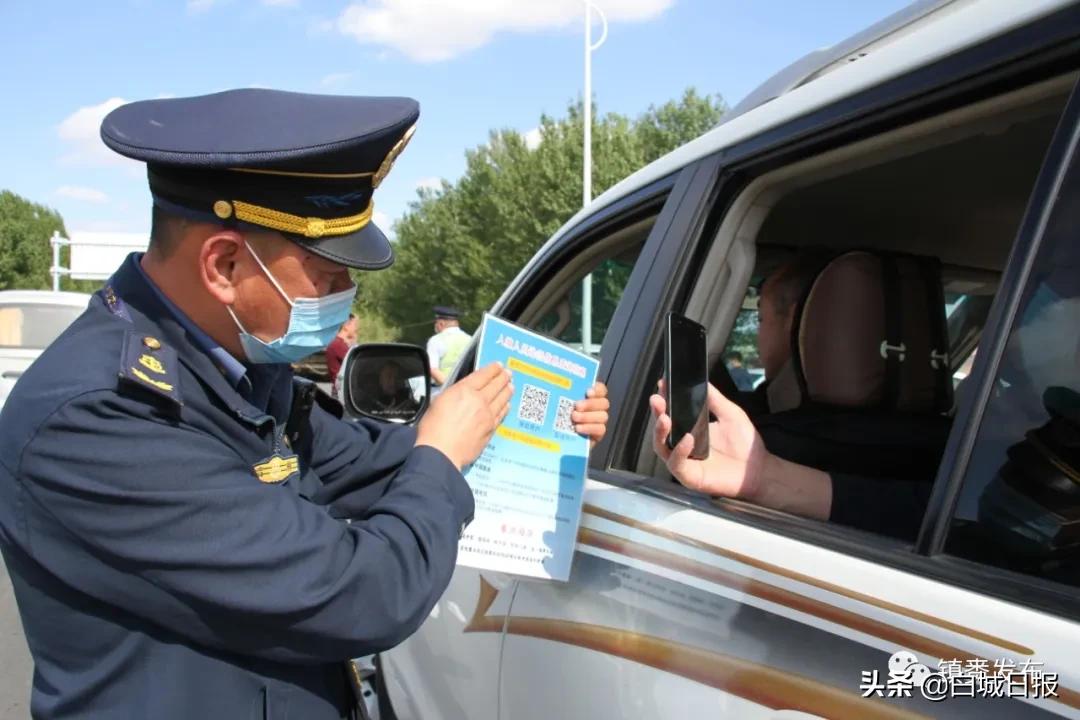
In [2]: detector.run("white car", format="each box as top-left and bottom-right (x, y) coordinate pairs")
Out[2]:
(0, 290), (92, 410)
(376, 1), (1080, 718)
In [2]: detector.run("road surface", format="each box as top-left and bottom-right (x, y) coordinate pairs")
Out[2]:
(0, 562), (32, 719)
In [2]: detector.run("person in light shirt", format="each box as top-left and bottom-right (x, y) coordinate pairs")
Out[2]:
(427, 305), (471, 389)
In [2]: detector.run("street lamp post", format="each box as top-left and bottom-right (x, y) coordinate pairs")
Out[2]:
(581, 1), (608, 355)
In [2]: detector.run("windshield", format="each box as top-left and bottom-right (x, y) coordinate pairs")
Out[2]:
(0, 304), (85, 350)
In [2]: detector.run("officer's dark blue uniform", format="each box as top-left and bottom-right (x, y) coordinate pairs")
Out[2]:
(0, 90), (473, 719)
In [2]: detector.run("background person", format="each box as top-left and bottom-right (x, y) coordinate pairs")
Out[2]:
(427, 305), (471, 389)
(730, 254), (828, 416)
(725, 351), (754, 391)
(327, 312), (358, 397)
(372, 359), (421, 416)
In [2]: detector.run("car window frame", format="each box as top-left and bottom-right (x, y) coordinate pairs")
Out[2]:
(446, 170), (683, 470)
(594, 6), (1080, 621)
(916, 81), (1080, 620)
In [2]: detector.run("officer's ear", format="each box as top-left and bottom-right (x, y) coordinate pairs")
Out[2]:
(199, 231), (245, 305)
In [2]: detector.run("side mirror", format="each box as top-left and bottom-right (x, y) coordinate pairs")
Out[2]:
(342, 343), (431, 424)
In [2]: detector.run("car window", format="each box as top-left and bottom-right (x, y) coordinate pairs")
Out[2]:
(944, 290), (995, 383)
(717, 289), (765, 392)
(444, 199), (665, 393)
(0, 304), (85, 350)
(945, 226), (1080, 590)
(531, 251), (640, 357)
(628, 79), (1071, 547)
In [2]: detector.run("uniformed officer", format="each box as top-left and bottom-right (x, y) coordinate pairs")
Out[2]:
(426, 305), (471, 388)
(0, 89), (610, 719)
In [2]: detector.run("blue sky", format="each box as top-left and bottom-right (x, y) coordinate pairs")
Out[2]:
(0, 0), (911, 238)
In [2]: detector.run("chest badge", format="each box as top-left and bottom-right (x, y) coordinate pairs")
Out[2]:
(253, 453), (300, 484)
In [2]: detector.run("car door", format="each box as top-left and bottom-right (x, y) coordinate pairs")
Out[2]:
(496, 45), (1080, 720)
(378, 167), (689, 720)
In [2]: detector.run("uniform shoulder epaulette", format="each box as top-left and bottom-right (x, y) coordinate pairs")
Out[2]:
(117, 330), (182, 407)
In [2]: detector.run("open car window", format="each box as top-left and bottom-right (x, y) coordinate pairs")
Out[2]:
(944, 178), (1080, 592)
(623, 74), (1073, 548)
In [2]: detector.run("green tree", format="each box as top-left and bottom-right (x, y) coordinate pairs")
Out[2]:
(359, 88), (727, 343)
(0, 190), (99, 293)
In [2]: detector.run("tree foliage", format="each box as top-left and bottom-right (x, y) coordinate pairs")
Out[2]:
(358, 88), (727, 344)
(0, 190), (98, 293)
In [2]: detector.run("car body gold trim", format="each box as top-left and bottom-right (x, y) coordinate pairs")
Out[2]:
(466, 578), (929, 720)
(582, 503), (1033, 655)
(578, 506), (1080, 711)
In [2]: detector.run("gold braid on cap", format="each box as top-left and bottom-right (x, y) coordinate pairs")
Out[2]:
(213, 199), (373, 239)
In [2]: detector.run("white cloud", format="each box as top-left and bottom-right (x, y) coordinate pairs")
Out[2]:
(56, 186), (109, 203)
(321, 72), (353, 88)
(523, 127), (543, 150)
(336, 0), (674, 63)
(187, 0), (218, 13)
(414, 176), (442, 192)
(57, 97), (136, 168)
(372, 210), (397, 240)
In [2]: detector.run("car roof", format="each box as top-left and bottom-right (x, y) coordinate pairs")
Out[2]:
(536, 0), (1074, 258)
(0, 290), (93, 307)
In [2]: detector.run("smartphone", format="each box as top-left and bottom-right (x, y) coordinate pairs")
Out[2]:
(664, 312), (710, 459)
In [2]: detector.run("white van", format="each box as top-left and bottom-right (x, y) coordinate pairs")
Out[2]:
(375, 1), (1080, 717)
(0, 291), (92, 411)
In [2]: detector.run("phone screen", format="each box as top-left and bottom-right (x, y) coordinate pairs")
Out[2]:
(665, 313), (709, 459)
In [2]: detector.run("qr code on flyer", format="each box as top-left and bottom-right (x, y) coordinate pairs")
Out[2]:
(518, 384), (550, 425)
(554, 396), (576, 435)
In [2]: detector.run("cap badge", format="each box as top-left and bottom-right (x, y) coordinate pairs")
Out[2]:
(373, 123), (417, 188)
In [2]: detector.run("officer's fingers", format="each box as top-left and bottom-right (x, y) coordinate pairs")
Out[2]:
(575, 423), (606, 444)
(461, 362), (504, 390)
(496, 397), (511, 425)
(575, 395), (610, 413)
(649, 393), (667, 417)
(585, 382), (608, 400)
(491, 382), (514, 415)
(476, 366), (513, 402)
(571, 410), (608, 426)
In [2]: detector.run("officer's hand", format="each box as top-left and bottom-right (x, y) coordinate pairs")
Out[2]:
(572, 382), (610, 449)
(416, 363), (513, 470)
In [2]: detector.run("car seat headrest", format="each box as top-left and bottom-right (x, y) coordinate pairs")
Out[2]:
(771, 250), (953, 415)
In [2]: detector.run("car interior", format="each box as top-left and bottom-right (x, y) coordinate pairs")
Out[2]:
(498, 68), (1077, 566)
(633, 72), (1078, 540)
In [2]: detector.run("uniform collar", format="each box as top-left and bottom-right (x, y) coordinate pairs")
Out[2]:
(108, 252), (290, 420)
(131, 254), (249, 389)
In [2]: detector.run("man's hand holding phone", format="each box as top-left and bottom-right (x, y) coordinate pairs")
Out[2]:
(663, 313), (710, 459)
(651, 380), (766, 497)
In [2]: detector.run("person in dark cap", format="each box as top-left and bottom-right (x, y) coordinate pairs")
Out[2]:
(0, 89), (610, 720)
(427, 304), (471, 389)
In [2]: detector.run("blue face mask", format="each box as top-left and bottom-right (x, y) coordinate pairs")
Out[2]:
(228, 242), (356, 365)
